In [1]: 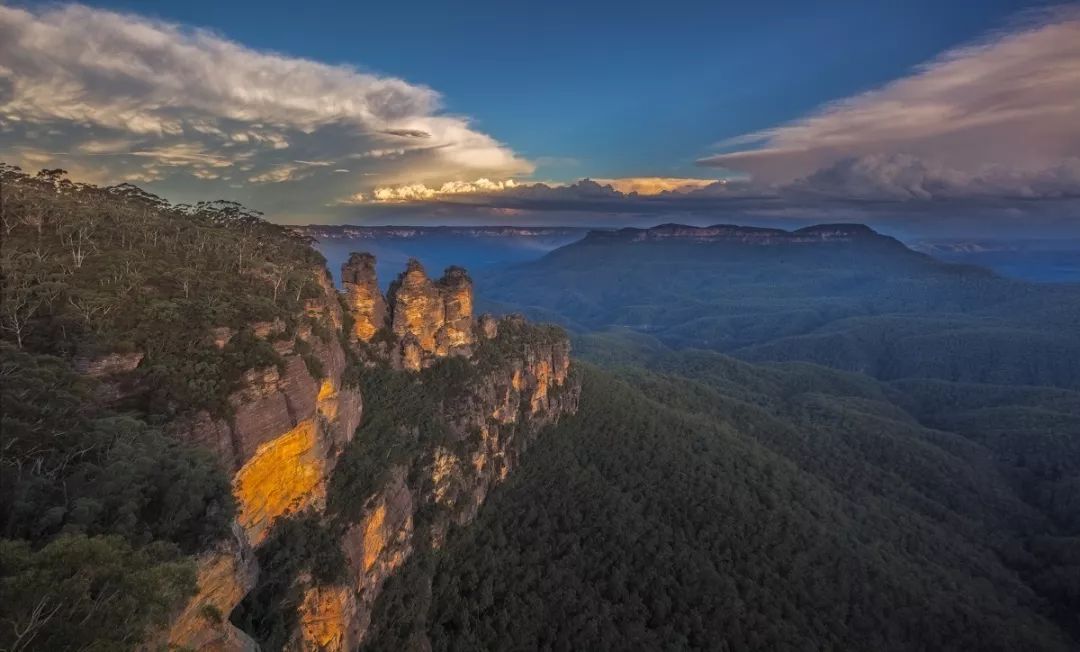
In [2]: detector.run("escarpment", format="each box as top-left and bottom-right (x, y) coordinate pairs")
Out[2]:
(222, 254), (579, 651)
(0, 171), (575, 652)
(171, 253), (578, 651)
(166, 267), (363, 651)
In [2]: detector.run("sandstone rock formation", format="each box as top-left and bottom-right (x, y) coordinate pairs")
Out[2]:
(165, 256), (578, 652)
(346, 255), (478, 371)
(164, 523), (258, 651)
(291, 315), (579, 650)
(436, 265), (475, 353)
(167, 267), (362, 651)
(341, 252), (386, 342)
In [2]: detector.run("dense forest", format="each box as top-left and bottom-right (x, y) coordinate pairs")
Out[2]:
(361, 228), (1080, 650)
(3, 168), (1078, 650)
(0, 166), (330, 648)
(363, 341), (1080, 650)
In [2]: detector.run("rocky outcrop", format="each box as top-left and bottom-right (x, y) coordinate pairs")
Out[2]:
(163, 523), (259, 651)
(167, 267), (362, 651)
(291, 315), (579, 651)
(388, 259), (445, 356)
(168, 255), (577, 652)
(341, 253), (387, 342)
(346, 255), (477, 371)
(437, 266), (475, 354)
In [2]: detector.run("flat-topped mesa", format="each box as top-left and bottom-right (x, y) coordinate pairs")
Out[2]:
(343, 254), (476, 371)
(341, 253), (387, 342)
(583, 222), (885, 245)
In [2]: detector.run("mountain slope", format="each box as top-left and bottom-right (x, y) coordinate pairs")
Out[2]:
(361, 357), (1078, 650)
(475, 223), (1080, 389)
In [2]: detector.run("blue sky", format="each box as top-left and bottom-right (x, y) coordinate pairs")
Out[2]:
(83, 0), (1051, 180)
(1, 1), (1078, 233)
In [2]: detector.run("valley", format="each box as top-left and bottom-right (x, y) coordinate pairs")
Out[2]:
(1, 170), (1077, 650)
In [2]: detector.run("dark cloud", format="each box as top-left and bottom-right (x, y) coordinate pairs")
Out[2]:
(342, 161), (1080, 236)
(381, 129), (432, 138)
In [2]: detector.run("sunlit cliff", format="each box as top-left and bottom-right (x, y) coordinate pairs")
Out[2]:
(165, 252), (578, 651)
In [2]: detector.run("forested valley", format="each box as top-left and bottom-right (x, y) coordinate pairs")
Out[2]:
(2, 169), (1078, 651)
(361, 226), (1080, 651)
(363, 341), (1080, 650)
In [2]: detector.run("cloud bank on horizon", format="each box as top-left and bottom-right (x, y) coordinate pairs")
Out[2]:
(1, 3), (1078, 233)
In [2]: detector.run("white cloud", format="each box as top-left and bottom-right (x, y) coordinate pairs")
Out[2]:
(591, 178), (721, 195)
(0, 3), (531, 213)
(370, 178), (522, 202)
(699, 7), (1080, 185)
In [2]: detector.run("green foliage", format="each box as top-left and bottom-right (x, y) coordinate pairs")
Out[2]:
(329, 320), (568, 525)
(363, 355), (1079, 651)
(327, 362), (455, 525)
(477, 233), (1080, 389)
(0, 166), (325, 416)
(1, 345), (234, 552)
(200, 603), (224, 625)
(0, 534), (196, 651)
(0, 168), (281, 650)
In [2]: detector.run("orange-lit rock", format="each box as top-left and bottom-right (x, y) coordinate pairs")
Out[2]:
(166, 523), (258, 652)
(340, 467), (415, 643)
(388, 259), (444, 353)
(437, 266), (475, 354)
(166, 263), (364, 649)
(233, 420), (327, 546)
(296, 583), (358, 652)
(431, 447), (461, 506)
(342, 253), (386, 342)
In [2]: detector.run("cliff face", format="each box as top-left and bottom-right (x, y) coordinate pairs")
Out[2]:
(292, 313), (578, 651)
(166, 267), (362, 651)
(167, 253), (578, 652)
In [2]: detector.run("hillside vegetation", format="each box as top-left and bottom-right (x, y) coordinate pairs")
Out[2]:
(363, 340), (1080, 650)
(476, 226), (1080, 389)
(0, 166), (328, 648)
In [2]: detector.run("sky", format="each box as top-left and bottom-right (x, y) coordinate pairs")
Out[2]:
(1, 0), (1079, 236)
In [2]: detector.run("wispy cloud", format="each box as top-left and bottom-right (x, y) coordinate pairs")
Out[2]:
(698, 6), (1080, 187)
(0, 3), (530, 207)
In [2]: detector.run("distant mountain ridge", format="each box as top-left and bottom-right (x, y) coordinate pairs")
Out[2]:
(296, 225), (589, 240)
(582, 222), (884, 244)
(474, 220), (1080, 389)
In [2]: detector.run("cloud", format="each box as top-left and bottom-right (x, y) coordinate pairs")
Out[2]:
(360, 177), (743, 205)
(359, 177), (764, 212)
(0, 3), (531, 210)
(369, 178), (523, 202)
(590, 178), (722, 195)
(698, 6), (1080, 186)
(332, 6), (1080, 233)
(335, 165), (1080, 237)
(787, 154), (1080, 201)
(382, 129), (432, 139)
